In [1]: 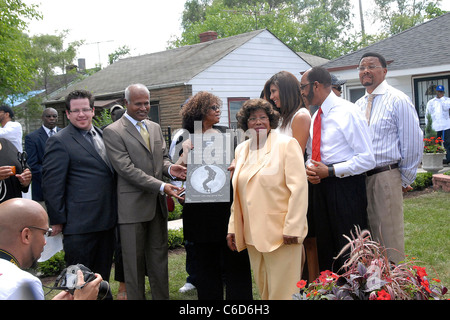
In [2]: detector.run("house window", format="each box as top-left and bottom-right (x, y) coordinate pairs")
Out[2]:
(348, 87), (366, 104)
(228, 98), (249, 129)
(413, 75), (450, 127)
(148, 101), (160, 124)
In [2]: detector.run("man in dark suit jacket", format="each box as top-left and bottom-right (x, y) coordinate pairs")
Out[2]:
(25, 108), (59, 204)
(42, 90), (117, 287)
(103, 84), (186, 300)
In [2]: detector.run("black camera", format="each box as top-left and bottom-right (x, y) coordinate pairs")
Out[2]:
(53, 264), (110, 300)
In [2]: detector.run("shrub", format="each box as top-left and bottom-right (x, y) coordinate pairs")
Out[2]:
(37, 251), (66, 277)
(168, 228), (184, 250)
(411, 172), (433, 191)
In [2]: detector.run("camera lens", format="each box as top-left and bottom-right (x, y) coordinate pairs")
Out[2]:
(97, 280), (110, 300)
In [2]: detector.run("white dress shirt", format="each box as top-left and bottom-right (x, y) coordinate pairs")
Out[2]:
(425, 96), (450, 131)
(0, 121), (23, 152)
(355, 80), (423, 187)
(123, 112), (174, 193)
(306, 92), (375, 178)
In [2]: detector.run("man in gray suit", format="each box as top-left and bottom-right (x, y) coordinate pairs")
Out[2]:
(42, 90), (116, 292)
(103, 84), (186, 300)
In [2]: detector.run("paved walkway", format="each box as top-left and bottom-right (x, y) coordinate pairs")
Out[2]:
(168, 218), (183, 230)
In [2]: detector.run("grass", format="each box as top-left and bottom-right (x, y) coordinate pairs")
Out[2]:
(403, 191), (450, 286)
(43, 190), (449, 300)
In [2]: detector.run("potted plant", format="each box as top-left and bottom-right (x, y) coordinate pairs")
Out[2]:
(293, 227), (448, 300)
(422, 113), (446, 173)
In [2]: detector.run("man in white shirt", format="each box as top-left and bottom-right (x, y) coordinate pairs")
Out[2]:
(302, 67), (375, 273)
(425, 85), (450, 163)
(355, 52), (423, 264)
(0, 198), (102, 300)
(0, 105), (23, 152)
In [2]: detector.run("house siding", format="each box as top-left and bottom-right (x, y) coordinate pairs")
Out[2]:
(188, 30), (311, 126)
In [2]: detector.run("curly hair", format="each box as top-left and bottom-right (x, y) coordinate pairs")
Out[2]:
(181, 91), (222, 133)
(65, 90), (94, 111)
(236, 98), (280, 131)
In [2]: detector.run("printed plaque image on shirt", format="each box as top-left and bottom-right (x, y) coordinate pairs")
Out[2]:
(185, 132), (232, 203)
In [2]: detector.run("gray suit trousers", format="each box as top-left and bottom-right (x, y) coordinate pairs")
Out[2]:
(119, 202), (169, 300)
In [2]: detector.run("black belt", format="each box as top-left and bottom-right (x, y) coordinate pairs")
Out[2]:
(366, 163), (399, 176)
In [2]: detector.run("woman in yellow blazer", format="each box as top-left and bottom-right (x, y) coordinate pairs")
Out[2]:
(227, 98), (308, 300)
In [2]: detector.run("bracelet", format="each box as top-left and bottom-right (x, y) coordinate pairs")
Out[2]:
(328, 165), (335, 177)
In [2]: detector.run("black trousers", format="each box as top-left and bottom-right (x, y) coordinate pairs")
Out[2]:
(63, 228), (115, 283)
(194, 240), (253, 300)
(311, 174), (368, 273)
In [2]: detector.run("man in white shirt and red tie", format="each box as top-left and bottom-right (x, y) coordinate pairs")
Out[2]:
(355, 52), (423, 264)
(303, 67), (375, 273)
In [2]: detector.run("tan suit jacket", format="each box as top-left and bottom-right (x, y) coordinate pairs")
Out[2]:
(103, 116), (172, 224)
(228, 131), (308, 253)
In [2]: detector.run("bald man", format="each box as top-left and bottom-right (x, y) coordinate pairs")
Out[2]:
(0, 198), (102, 300)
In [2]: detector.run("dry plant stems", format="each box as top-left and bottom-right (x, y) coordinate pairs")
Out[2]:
(294, 226), (448, 300)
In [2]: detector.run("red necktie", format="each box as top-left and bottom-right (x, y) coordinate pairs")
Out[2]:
(312, 108), (322, 162)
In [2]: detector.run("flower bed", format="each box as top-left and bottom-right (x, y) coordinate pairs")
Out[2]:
(432, 173), (450, 192)
(293, 228), (448, 300)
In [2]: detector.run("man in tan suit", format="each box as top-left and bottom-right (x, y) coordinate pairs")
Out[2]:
(103, 84), (186, 300)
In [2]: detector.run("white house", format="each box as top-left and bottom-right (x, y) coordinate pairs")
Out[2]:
(44, 29), (312, 131)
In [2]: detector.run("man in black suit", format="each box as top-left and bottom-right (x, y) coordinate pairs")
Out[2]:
(42, 90), (117, 288)
(25, 108), (59, 205)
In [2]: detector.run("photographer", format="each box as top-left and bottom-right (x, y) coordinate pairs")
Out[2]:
(0, 198), (103, 300)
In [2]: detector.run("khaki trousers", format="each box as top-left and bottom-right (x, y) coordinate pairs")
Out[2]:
(366, 168), (405, 264)
(247, 243), (302, 300)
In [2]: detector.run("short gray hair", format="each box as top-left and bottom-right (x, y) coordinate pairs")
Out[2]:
(124, 84), (150, 102)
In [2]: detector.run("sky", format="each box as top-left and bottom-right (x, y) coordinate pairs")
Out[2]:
(22, 0), (450, 70)
(23, 0), (187, 69)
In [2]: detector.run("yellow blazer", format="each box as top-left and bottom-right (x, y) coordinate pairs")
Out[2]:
(228, 131), (308, 253)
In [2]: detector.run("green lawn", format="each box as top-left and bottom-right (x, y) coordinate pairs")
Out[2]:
(403, 191), (450, 286)
(44, 190), (449, 300)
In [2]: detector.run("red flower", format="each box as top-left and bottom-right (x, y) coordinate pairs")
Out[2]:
(413, 266), (427, 278)
(376, 289), (391, 300)
(318, 270), (339, 284)
(297, 280), (307, 289)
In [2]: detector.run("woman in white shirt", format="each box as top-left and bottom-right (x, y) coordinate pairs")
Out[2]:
(263, 71), (319, 283)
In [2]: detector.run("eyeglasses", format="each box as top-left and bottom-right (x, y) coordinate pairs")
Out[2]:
(69, 108), (93, 114)
(332, 85), (342, 92)
(210, 105), (220, 111)
(45, 115), (58, 118)
(21, 226), (53, 237)
(357, 65), (384, 72)
(300, 82), (314, 91)
(248, 116), (269, 123)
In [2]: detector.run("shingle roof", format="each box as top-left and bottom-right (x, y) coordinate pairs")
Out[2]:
(46, 30), (267, 102)
(297, 52), (329, 67)
(322, 12), (450, 71)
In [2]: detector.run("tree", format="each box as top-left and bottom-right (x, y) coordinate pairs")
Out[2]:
(108, 45), (131, 65)
(30, 31), (83, 95)
(371, 0), (447, 35)
(0, 0), (41, 103)
(168, 0), (358, 60)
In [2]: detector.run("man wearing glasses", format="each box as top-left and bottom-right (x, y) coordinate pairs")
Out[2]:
(42, 90), (116, 297)
(302, 67), (375, 273)
(25, 108), (60, 205)
(0, 198), (103, 300)
(355, 52), (423, 264)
